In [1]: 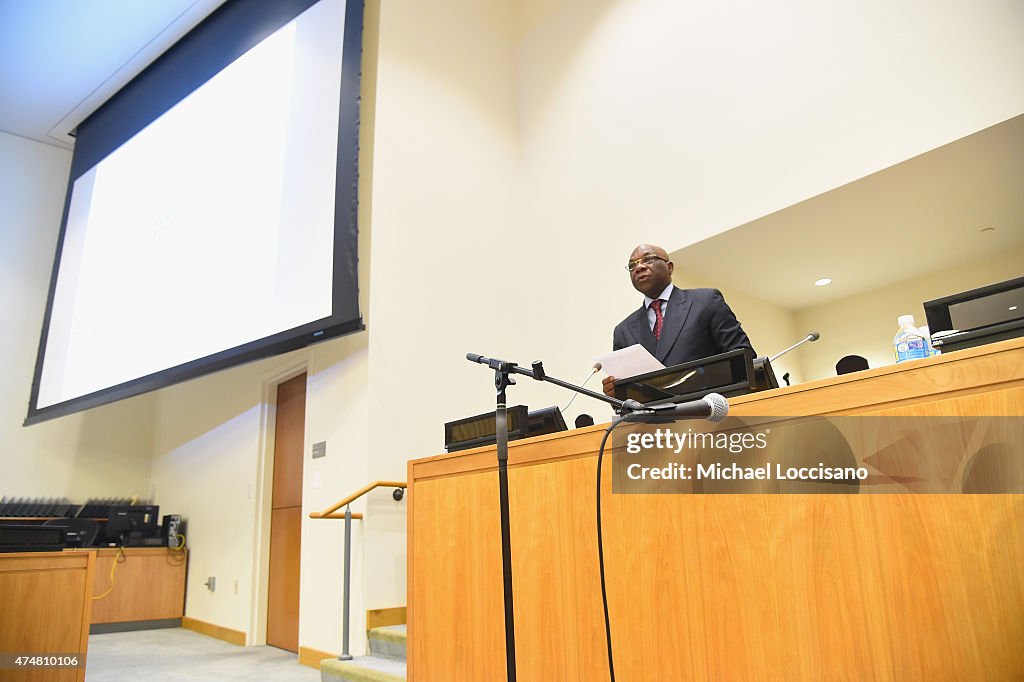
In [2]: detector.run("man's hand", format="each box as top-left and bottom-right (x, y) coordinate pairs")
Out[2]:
(602, 375), (616, 398)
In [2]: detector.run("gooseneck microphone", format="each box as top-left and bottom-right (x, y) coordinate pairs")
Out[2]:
(769, 331), (820, 363)
(560, 364), (601, 413)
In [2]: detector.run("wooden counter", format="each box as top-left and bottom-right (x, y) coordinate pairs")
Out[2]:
(408, 338), (1024, 680)
(0, 551), (94, 682)
(85, 547), (188, 625)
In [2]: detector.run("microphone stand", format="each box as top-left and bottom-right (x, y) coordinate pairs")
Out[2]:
(466, 354), (650, 682)
(469, 354), (738, 682)
(490, 359), (518, 682)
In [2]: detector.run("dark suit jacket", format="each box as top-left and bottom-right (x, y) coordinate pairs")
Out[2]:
(612, 287), (754, 367)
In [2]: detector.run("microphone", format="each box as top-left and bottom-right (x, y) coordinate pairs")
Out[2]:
(560, 364), (601, 413)
(768, 332), (820, 363)
(642, 393), (729, 422)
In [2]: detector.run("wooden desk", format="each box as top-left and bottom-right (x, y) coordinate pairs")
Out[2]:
(0, 551), (94, 682)
(408, 338), (1024, 680)
(86, 547), (187, 625)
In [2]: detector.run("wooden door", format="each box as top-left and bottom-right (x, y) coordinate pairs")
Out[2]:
(266, 372), (306, 652)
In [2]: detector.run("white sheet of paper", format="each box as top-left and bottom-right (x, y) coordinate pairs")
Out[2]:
(593, 344), (664, 379)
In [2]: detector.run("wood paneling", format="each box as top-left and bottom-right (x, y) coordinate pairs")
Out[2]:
(572, 473), (1021, 680)
(0, 551), (94, 682)
(267, 372), (306, 652)
(298, 646), (336, 669)
(267, 506), (302, 652)
(181, 617), (246, 646)
(367, 606), (407, 630)
(272, 373), (307, 509)
(409, 472), (507, 682)
(87, 548), (186, 624)
(728, 336), (1024, 417)
(408, 339), (1024, 681)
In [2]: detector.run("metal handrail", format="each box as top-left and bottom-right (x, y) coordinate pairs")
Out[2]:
(309, 480), (407, 661)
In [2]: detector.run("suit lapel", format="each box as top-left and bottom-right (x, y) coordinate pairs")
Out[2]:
(627, 307), (658, 356)
(655, 288), (692, 363)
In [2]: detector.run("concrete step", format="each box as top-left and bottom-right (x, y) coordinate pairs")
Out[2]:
(320, 655), (406, 682)
(368, 625), (406, 661)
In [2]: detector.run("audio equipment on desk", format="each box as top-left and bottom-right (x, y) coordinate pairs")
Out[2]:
(163, 514), (185, 548)
(0, 523), (65, 553)
(445, 405), (568, 452)
(106, 505), (163, 546)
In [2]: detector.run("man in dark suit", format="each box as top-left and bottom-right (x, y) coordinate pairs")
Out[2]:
(602, 244), (754, 396)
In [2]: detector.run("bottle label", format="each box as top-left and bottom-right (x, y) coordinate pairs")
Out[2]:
(895, 336), (928, 362)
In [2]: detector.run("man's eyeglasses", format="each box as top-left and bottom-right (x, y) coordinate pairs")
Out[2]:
(626, 254), (667, 271)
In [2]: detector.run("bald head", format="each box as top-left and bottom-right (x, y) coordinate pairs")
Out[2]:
(627, 244), (674, 298)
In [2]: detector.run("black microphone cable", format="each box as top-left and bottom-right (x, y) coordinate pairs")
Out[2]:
(595, 411), (639, 682)
(595, 395), (727, 681)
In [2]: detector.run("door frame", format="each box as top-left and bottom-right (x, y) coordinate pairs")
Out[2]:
(249, 359), (309, 646)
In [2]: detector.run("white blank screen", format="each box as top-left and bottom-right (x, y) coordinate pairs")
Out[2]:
(38, 0), (346, 409)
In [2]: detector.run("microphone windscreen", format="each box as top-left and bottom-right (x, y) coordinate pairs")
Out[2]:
(808, 332), (820, 341)
(702, 393), (729, 422)
(592, 362), (602, 371)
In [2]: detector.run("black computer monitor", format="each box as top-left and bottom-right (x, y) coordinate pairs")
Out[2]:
(105, 505), (160, 542)
(925, 276), (1024, 353)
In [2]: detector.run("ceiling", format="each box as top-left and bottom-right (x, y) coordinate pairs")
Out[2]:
(672, 113), (1024, 310)
(0, 0), (226, 148)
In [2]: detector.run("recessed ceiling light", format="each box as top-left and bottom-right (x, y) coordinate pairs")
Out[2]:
(1010, 305), (1019, 312)
(814, 278), (832, 286)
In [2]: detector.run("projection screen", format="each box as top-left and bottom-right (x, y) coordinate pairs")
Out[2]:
(26, 0), (363, 424)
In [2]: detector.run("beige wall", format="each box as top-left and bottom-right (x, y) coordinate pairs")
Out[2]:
(299, 333), (371, 654)
(516, 0), (1024, 254)
(149, 358), (269, 636)
(4, 0), (1024, 661)
(795, 246), (1024, 381)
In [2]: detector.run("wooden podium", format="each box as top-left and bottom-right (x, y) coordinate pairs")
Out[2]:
(407, 338), (1024, 680)
(0, 552), (94, 682)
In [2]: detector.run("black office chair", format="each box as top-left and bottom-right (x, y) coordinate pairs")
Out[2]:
(835, 355), (869, 375)
(43, 518), (100, 548)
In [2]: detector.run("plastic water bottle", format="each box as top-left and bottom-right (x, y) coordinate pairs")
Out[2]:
(919, 325), (941, 357)
(894, 315), (929, 363)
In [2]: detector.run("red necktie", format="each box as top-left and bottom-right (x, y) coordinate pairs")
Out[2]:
(650, 299), (664, 340)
